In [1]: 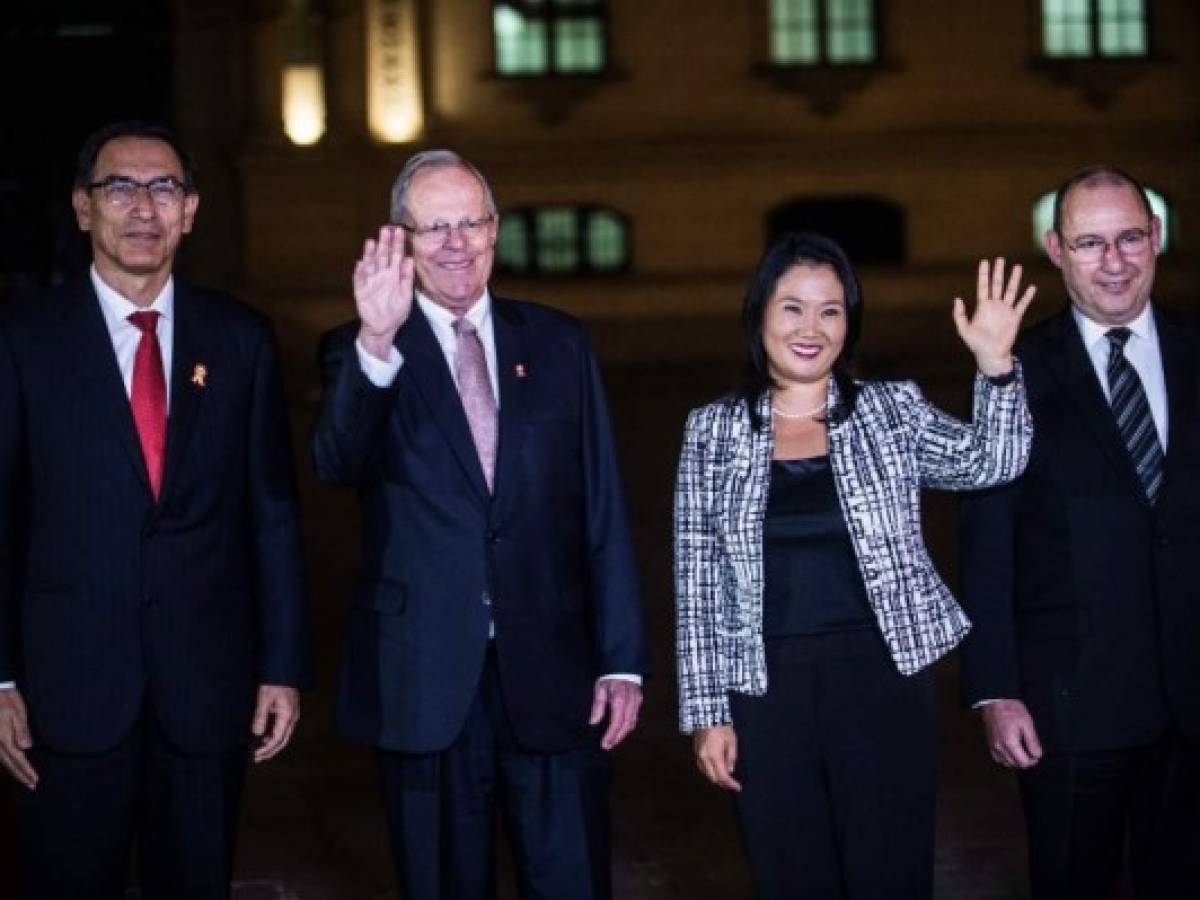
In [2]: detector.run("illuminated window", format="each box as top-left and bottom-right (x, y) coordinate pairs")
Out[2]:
(496, 207), (629, 275)
(1032, 187), (1171, 252)
(1042, 0), (1149, 58)
(493, 1), (607, 76)
(770, 0), (877, 65)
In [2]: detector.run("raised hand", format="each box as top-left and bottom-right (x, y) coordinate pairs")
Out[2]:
(952, 258), (1037, 377)
(354, 225), (415, 360)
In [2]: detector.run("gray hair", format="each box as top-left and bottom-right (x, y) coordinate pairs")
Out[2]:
(389, 150), (498, 224)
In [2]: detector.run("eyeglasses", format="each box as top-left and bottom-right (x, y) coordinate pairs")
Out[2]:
(1065, 228), (1151, 263)
(86, 175), (188, 209)
(399, 215), (495, 246)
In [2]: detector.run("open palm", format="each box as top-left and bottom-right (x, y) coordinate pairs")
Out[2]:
(354, 225), (415, 352)
(953, 257), (1037, 377)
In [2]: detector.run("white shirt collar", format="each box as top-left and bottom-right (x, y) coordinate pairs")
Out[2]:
(90, 265), (175, 329)
(1072, 302), (1156, 351)
(415, 290), (491, 338)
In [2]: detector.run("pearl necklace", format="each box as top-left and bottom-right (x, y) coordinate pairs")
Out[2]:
(771, 399), (827, 420)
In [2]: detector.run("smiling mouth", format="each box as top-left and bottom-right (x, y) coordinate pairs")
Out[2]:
(789, 342), (825, 358)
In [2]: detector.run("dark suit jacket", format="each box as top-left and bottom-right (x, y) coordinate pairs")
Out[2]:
(312, 297), (649, 755)
(0, 276), (311, 756)
(959, 306), (1200, 752)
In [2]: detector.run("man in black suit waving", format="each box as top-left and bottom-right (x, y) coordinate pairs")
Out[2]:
(312, 150), (649, 899)
(960, 166), (1200, 898)
(0, 122), (310, 899)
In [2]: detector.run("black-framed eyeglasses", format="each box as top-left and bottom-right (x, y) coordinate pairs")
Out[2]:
(1065, 227), (1151, 263)
(86, 175), (188, 209)
(399, 215), (496, 246)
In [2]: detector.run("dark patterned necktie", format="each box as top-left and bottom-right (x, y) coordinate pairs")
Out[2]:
(1105, 327), (1164, 504)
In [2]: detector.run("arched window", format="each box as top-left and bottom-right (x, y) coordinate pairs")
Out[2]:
(766, 197), (905, 264)
(496, 206), (630, 275)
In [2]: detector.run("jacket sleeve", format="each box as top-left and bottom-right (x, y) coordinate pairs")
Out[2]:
(673, 405), (730, 733)
(578, 337), (650, 678)
(247, 321), (313, 688)
(957, 478), (1024, 703)
(0, 322), (22, 682)
(911, 364), (1033, 491)
(310, 324), (398, 487)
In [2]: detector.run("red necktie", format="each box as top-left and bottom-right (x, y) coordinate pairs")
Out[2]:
(128, 311), (167, 499)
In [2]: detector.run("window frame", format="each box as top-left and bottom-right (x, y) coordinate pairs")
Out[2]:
(491, 0), (611, 79)
(494, 205), (632, 278)
(1038, 0), (1153, 60)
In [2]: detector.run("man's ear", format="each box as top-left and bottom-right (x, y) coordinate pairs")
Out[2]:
(1044, 229), (1064, 268)
(180, 192), (200, 235)
(72, 189), (92, 233)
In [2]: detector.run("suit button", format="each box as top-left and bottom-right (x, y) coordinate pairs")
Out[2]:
(488, 531), (500, 544)
(481, 591), (492, 606)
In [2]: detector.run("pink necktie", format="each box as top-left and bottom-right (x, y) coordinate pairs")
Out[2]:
(128, 311), (167, 499)
(452, 317), (497, 491)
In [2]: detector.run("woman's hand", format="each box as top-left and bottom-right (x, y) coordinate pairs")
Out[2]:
(952, 257), (1037, 377)
(355, 225), (415, 361)
(693, 724), (742, 792)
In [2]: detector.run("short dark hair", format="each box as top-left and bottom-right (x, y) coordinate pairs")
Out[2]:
(73, 121), (197, 192)
(1052, 165), (1152, 235)
(739, 230), (864, 429)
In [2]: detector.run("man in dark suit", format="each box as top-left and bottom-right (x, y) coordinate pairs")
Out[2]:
(312, 150), (649, 899)
(960, 166), (1200, 898)
(0, 122), (310, 899)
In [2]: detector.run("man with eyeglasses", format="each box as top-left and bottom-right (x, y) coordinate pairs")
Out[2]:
(312, 150), (649, 899)
(960, 165), (1200, 897)
(0, 121), (311, 899)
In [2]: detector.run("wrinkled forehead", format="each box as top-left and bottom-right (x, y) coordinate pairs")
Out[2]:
(94, 137), (185, 179)
(406, 166), (490, 220)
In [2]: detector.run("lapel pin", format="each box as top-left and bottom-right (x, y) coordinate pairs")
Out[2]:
(191, 363), (208, 388)
(515, 363), (527, 378)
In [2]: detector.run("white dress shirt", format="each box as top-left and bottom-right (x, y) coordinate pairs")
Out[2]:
(1072, 303), (1168, 451)
(352, 292), (639, 687)
(0, 268), (175, 692)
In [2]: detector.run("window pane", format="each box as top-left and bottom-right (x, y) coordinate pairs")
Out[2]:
(827, 0), (875, 63)
(496, 215), (530, 273)
(1043, 0), (1093, 57)
(771, 0), (818, 65)
(494, 6), (548, 74)
(1098, 0), (1147, 56)
(586, 210), (627, 270)
(555, 17), (605, 72)
(536, 208), (579, 272)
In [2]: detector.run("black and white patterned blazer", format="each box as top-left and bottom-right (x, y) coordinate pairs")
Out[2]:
(674, 372), (1032, 733)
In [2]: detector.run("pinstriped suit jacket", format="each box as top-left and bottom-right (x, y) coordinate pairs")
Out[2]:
(674, 372), (1032, 733)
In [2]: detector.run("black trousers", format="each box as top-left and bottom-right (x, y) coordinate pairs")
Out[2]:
(18, 704), (248, 900)
(377, 649), (612, 900)
(1019, 729), (1200, 900)
(730, 631), (937, 900)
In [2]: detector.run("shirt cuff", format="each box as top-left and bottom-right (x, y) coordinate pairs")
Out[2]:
(972, 698), (1003, 708)
(355, 338), (403, 387)
(0, 681), (15, 691)
(598, 673), (642, 687)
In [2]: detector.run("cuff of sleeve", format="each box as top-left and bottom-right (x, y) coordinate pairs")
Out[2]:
(598, 673), (642, 687)
(0, 681), (16, 691)
(355, 338), (403, 387)
(984, 365), (1019, 387)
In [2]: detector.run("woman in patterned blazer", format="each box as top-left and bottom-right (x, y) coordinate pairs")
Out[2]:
(673, 231), (1035, 899)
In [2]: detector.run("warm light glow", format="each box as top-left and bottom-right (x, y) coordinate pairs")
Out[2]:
(366, 0), (424, 143)
(283, 64), (326, 146)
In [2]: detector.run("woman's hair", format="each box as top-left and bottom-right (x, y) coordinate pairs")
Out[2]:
(738, 230), (863, 429)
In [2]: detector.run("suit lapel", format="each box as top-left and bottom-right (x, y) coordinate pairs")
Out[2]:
(396, 306), (491, 501)
(62, 278), (152, 494)
(158, 284), (208, 507)
(491, 299), (528, 518)
(1156, 307), (1196, 505)
(1040, 309), (1145, 499)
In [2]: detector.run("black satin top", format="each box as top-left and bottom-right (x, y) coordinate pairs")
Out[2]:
(762, 456), (875, 637)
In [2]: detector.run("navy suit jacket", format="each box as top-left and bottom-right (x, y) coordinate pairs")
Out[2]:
(0, 277), (311, 755)
(959, 306), (1200, 752)
(312, 297), (649, 754)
